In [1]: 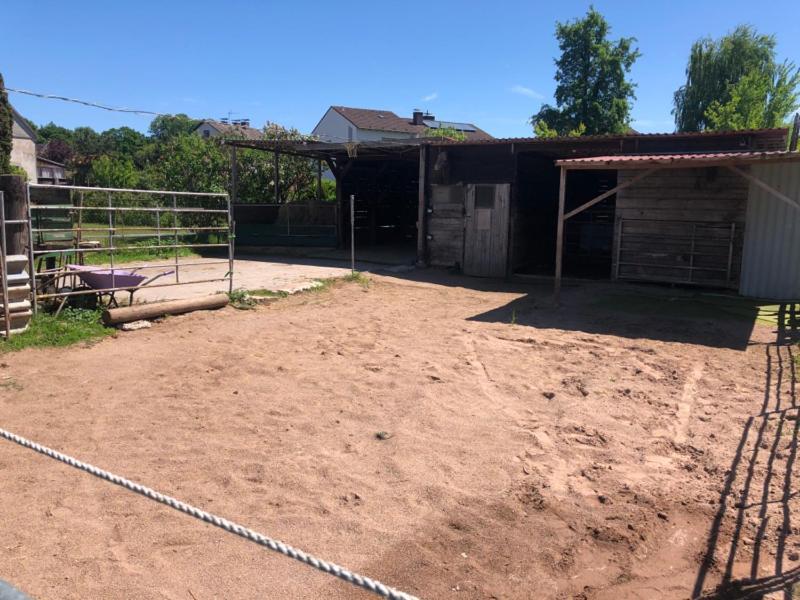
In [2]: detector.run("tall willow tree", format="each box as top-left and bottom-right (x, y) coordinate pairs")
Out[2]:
(673, 25), (800, 132)
(532, 7), (640, 136)
(0, 73), (13, 173)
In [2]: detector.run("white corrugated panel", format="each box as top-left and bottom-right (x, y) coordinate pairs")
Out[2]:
(740, 162), (800, 299)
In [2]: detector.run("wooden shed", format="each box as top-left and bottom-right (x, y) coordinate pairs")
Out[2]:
(553, 150), (800, 300)
(228, 127), (799, 299)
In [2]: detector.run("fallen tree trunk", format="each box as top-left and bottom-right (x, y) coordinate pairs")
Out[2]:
(102, 294), (229, 326)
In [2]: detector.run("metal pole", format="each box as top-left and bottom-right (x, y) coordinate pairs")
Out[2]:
(317, 159), (322, 202)
(0, 191), (11, 338)
(172, 195), (179, 283)
(554, 166), (567, 305)
(25, 183), (37, 315)
(108, 191), (116, 291)
(350, 194), (355, 273)
(226, 193), (234, 293)
(274, 151), (280, 203)
(287, 203), (291, 237)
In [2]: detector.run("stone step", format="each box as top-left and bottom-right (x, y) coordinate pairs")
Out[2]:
(2, 284), (30, 303)
(0, 300), (31, 313)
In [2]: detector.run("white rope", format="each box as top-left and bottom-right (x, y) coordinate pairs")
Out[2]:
(0, 426), (420, 600)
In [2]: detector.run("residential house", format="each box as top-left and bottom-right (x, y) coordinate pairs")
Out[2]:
(10, 106), (37, 180)
(311, 106), (493, 143)
(194, 119), (263, 140)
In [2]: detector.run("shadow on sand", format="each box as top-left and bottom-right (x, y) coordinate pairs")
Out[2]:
(693, 310), (800, 599)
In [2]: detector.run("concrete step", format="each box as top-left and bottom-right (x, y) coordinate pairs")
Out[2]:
(3, 284), (30, 303)
(5, 272), (29, 286)
(0, 300), (31, 313)
(0, 310), (32, 331)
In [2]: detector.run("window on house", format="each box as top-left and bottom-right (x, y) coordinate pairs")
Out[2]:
(347, 126), (354, 141)
(203, 129), (210, 138)
(475, 185), (495, 209)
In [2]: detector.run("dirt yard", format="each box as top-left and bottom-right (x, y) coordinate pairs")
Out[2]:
(0, 272), (797, 599)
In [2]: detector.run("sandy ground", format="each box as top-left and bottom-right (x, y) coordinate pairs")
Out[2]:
(130, 255), (355, 302)
(0, 272), (797, 599)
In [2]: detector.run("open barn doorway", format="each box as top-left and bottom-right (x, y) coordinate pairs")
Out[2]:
(338, 157), (419, 264)
(512, 154), (617, 279)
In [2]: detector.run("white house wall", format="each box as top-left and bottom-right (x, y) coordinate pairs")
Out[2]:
(10, 137), (36, 180)
(312, 108), (416, 142)
(740, 162), (800, 300)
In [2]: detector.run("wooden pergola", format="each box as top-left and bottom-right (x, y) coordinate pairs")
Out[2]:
(552, 150), (800, 303)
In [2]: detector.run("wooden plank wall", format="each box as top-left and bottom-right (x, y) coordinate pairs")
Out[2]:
(613, 167), (748, 287)
(428, 184), (465, 267)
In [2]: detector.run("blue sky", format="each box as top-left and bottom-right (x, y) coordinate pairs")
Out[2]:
(3, 1), (799, 138)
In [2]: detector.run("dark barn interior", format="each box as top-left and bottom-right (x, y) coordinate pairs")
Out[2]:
(338, 157), (418, 252)
(513, 154), (617, 278)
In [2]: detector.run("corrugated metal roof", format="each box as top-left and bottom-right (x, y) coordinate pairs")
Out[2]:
(555, 150), (800, 168)
(740, 162), (800, 300)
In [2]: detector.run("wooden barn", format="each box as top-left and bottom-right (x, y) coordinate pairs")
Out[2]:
(228, 126), (800, 300)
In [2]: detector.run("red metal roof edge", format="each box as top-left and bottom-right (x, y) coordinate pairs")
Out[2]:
(555, 150), (800, 166)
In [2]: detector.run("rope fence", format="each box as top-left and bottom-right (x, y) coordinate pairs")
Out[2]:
(0, 426), (420, 600)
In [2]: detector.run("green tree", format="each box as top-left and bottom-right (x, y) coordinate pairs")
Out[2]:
(532, 7), (640, 136)
(99, 127), (147, 158)
(35, 122), (75, 145)
(424, 126), (467, 141)
(673, 25), (800, 131)
(143, 134), (228, 193)
(88, 155), (139, 188)
(148, 114), (200, 141)
(258, 122), (322, 203)
(0, 73), (13, 173)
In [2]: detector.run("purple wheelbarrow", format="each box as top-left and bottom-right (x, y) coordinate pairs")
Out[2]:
(67, 264), (175, 306)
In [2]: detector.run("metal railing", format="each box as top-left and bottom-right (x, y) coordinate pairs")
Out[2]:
(27, 184), (234, 312)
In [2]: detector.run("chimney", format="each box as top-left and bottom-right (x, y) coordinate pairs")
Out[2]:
(412, 109), (425, 126)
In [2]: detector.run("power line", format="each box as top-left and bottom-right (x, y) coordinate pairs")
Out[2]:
(4, 86), (436, 149)
(4, 87), (166, 116)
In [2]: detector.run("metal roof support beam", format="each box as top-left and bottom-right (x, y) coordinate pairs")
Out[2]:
(562, 168), (657, 220)
(416, 145), (428, 267)
(727, 165), (800, 211)
(554, 166), (567, 305)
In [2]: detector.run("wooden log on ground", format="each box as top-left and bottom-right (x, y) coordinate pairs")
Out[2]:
(102, 294), (229, 326)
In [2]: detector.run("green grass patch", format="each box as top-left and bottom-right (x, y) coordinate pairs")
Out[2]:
(248, 289), (290, 298)
(228, 272), (370, 309)
(0, 308), (113, 352)
(82, 238), (199, 265)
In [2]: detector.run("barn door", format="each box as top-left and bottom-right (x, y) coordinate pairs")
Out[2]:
(463, 183), (510, 277)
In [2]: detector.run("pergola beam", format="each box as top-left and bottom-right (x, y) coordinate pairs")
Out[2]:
(562, 168), (656, 221)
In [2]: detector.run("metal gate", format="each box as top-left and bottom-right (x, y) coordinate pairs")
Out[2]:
(615, 218), (738, 287)
(27, 184), (234, 310)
